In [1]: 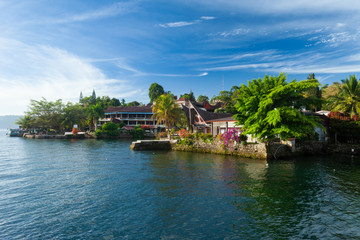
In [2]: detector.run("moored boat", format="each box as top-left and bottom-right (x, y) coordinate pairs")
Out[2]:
(6, 129), (27, 137)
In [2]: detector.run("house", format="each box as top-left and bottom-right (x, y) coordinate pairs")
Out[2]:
(98, 105), (161, 133)
(181, 101), (240, 137)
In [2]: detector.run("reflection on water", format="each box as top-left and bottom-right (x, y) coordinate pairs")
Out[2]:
(1, 130), (360, 239)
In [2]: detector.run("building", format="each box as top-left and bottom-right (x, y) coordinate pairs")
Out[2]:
(181, 101), (240, 136)
(98, 105), (161, 133)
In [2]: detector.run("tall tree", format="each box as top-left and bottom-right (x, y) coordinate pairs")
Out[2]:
(197, 95), (209, 103)
(91, 89), (97, 105)
(24, 97), (65, 131)
(79, 92), (83, 103)
(152, 93), (183, 139)
(304, 73), (327, 111)
(149, 83), (165, 103)
(62, 103), (87, 130)
(180, 91), (196, 102)
(86, 103), (104, 131)
(328, 75), (360, 117)
(234, 73), (322, 141)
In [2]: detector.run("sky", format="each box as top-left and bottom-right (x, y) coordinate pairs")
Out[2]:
(1, 0), (360, 115)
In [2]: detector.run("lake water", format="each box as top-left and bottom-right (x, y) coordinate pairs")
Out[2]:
(1, 129), (360, 239)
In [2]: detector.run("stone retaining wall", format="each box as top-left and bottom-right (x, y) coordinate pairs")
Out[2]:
(172, 141), (268, 159)
(130, 140), (172, 151)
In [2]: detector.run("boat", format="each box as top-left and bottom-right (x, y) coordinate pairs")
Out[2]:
(6, 129), (27, 137)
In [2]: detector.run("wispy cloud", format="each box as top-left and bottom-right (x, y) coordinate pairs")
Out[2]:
(159, 16), (215, 28)
(0, 38), (141, 115)
(308, 31), (360, 47)
(47, 2), (136, 24)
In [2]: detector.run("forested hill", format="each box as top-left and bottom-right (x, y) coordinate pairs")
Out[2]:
(0, 115), (21, 129)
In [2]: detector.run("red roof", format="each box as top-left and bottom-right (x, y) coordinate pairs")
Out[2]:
(105, 105), (153, 113)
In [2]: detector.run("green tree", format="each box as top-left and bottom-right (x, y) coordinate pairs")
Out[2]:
(149, 83), (165, 103)
(127, 101), (141, 106)
(197, 95), (209, 103)
(234, 73), (322, 141)
(62, 103), (87, 130)
(121, 98), (126, 106)
(87, 103), (104, 131)
(328, 75), (360, 117)
(15, 115), (35, 129)
(79, 92), (83, 103)
(180, 91), (196, 102)
(211, 90), (236, 113)
(152, 93), (183, 139)
(109, 98), (120, 107)
(304, 73), (327, 111)
(24, 98), (65, 131)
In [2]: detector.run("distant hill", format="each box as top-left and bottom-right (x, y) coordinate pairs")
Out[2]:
(0, 115), (22, 129)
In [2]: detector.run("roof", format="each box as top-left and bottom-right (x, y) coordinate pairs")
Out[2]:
(205, 116), (236, 123)
(105, 105), (153, 113)
(191, 103), (233, 122)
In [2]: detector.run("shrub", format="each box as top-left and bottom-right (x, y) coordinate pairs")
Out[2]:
(219, 129), (241, 148)
(130, 125), (145, 140)
(239, 134), (248, 142)
(102, 122), (118, 131)
(158, 132), (168, 138)
(95, 129), (103, 137)
(178, 129), (189, 138)
(178, 137), (193, 146)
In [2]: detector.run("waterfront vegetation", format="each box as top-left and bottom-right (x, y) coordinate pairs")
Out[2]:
(14, 73), (360, 144)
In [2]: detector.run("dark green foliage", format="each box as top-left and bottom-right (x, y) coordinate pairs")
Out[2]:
(130, 125), (145, 140)
(109, 98), (120, 107)
(149, 83), (165, 103)
(127, 101), (141, 106)
(180, 91), (196, 102)
(211, 90), (237, 114)
(197, 95), (209, 103)
(239, 134), (248, 142)
(234, 73), (323, 140)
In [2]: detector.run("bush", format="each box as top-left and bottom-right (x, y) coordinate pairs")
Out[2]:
(95, 129), (103, 137)
(178, 137), (193, 146)
(102, 122), (118, 131)
(239, 134), (248, 142)
(130, 125), (145, 140)
(158, 132), (168, 138)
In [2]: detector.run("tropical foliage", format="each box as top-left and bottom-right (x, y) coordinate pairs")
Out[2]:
(152, 93), (183, 139)
(234, 73), (322, 140)
(328, 75), (360, 117)
(149, 82), (165, 103)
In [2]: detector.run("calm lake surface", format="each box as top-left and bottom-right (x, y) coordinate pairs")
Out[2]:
(1, 129), (360, 239)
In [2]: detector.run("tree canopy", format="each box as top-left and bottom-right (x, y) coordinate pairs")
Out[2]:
(234, 73), (322, 140)
(152, 93), (183, 139)
(328, 75), (360, 117)
(196, 95), (209, 103)
(149, 83), (165, 103)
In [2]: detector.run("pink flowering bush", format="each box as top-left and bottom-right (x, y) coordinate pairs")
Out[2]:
(219, 128), (242, 148)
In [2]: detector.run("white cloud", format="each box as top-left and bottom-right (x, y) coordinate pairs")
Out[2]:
(200, 16), (215, 20)
(192, 0), (360, 14)
(159, 16), (215, 28)
(0, 38), (140, 115)
(48, 2), (136, 24)
(159, 21), (199, 28)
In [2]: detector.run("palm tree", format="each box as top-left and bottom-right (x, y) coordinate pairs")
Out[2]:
(152, 93), (182, 139)
(329, 75), (360, 117)
(86, 103), (104, 131)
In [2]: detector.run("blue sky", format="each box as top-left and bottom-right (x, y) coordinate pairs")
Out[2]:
(1, 0), (360, 115)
